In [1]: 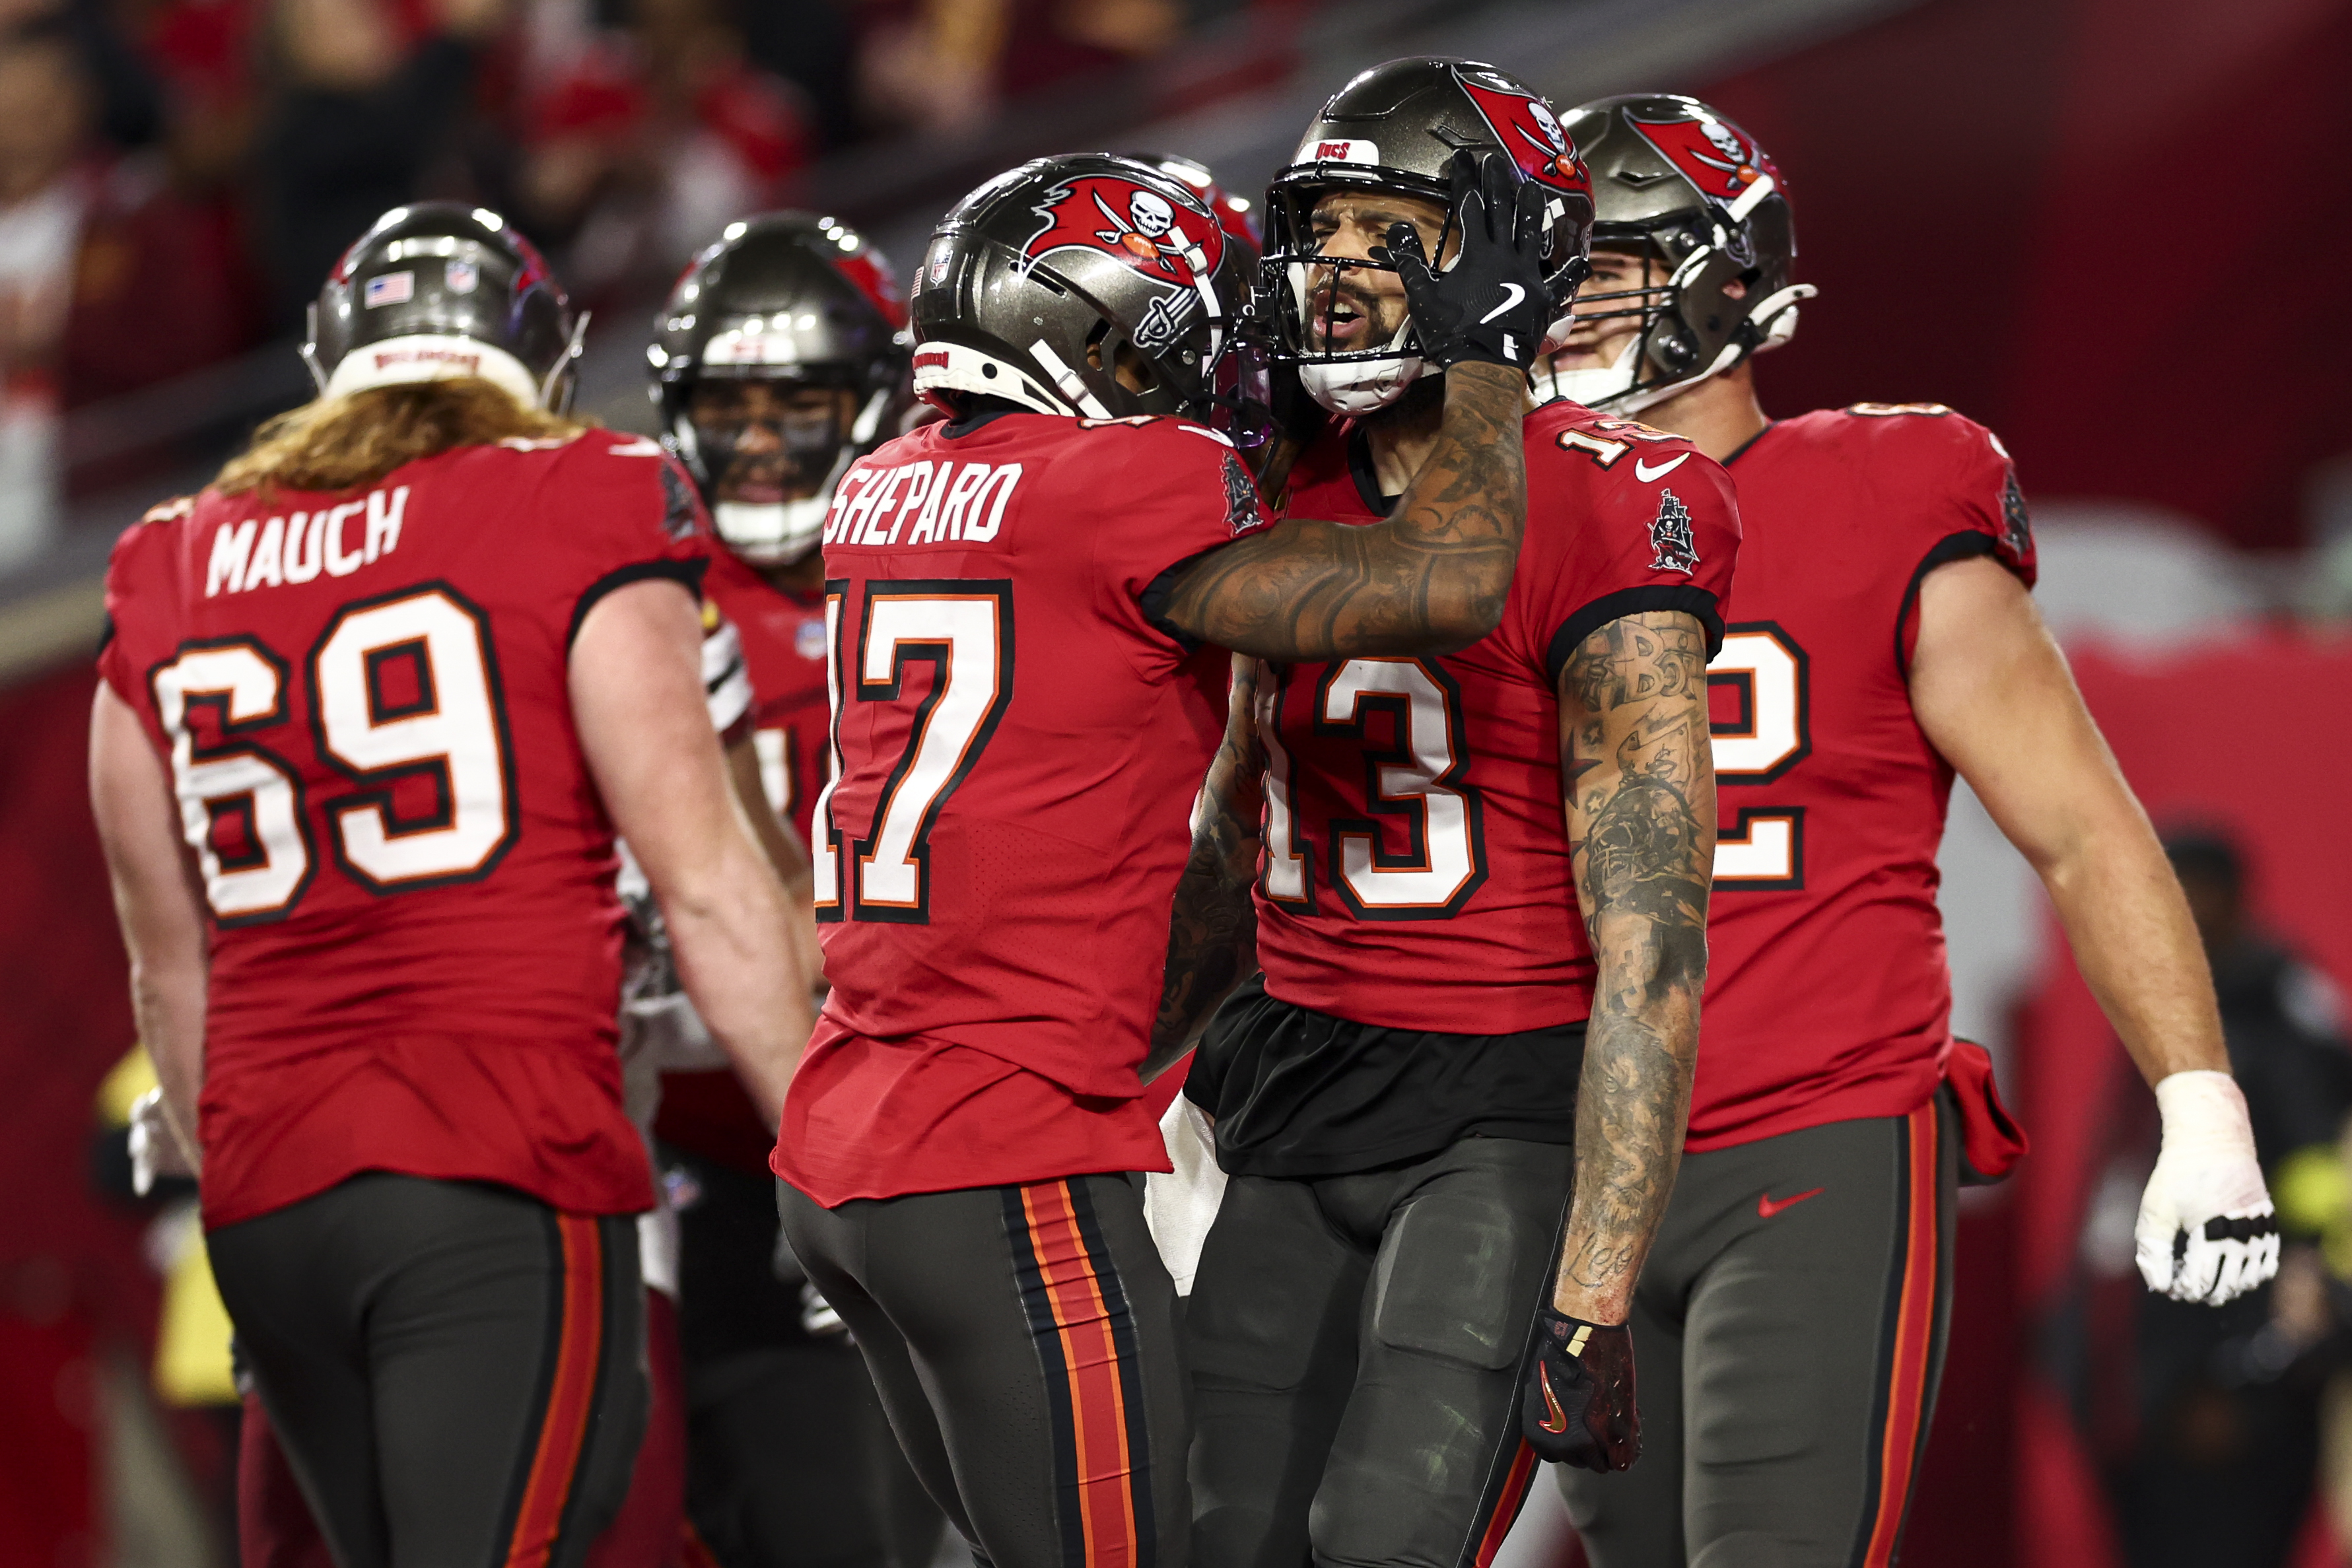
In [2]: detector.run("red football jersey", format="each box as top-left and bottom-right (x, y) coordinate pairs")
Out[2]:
(772, 411), (1271, 1205)
(1253, 402), (1741, 1033)
(1688, 404), (2036, 1150)
(98, 430), (710, 1227)
(703, 549), (831, 845)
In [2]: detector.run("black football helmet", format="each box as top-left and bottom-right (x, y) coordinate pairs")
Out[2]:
(304, 201), (585, 412)
(651, 213), (913, 566)
(1264, 57), (1594, 415)
(1538, 94), (1813, 412)
(907, 153), (1266, 440)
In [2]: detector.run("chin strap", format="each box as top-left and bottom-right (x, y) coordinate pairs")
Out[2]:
(713, 498), (831, 566)
(1297, 318), (1424, 417)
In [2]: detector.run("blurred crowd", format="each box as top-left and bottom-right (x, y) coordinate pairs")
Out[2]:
(0, 0), (1273, 566)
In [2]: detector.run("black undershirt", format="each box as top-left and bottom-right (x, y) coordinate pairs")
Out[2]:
(1185, 976), (1585, 1180)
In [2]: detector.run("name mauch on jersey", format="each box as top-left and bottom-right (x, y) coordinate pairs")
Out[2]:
(203, 485), (411, 597)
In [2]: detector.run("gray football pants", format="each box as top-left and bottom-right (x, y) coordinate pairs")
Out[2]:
(777, 1172), (1191, 1568)
(1185, 1136), (1575, 1568)
(1558, 1100), (1957, 1568)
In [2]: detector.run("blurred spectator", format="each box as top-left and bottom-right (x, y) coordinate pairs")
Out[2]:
(251, 0), (515, 328)
(0, 17), (247, 557)
(517, 0), (808, 298)
(856, 0), (1184, 139)
(2096, 831), (2352, 1568)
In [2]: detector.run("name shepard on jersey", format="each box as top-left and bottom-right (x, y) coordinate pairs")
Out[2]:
(824, 460), (1023, 549)
(203, 485), (411, 596)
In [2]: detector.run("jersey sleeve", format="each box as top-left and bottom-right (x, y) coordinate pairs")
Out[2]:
(1100, 421), (1274, 643)
(1883, 408), (2037, 587)
(96, 496), (194, 718)
(1875, 409), (2038, 671)
(1524, 434), (1743, 689)
(541, 433), (714, 648)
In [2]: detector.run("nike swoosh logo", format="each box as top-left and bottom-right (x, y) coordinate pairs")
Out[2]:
(1634, 452), (1690, 482)
(1757, 1187), (1825, 1219)
(1539, 1365), (1570, 1433)
(1479, 282), (1526, 325)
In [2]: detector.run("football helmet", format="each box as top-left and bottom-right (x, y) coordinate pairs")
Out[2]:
(651, 213), (913, 566)
(907, 153), (1266, 440)
(304, 202), (585, 413)
(1119, 150), (1263, 262)
(1537, 94), (1814, 413)
(1264, 57), (1593, 416)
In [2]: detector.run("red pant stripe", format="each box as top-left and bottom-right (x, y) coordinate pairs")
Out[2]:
(502, 1213), (605, 1568)
(1860, 1102), (1941, 1568)
(1020, 1181), (1144, 1568)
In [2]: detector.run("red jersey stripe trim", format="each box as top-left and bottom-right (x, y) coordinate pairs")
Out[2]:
(1860, 1103), (1941, 1568)
(502, 1213), (606, 1568)
(1467, 1440), (1540, 1568)
(1018, 1180), (1145, 1568)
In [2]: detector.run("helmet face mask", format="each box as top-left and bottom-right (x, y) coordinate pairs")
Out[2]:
(652, 213), (913, 568)
(1537, 95), (1815, 413)
(1262, 57), (1595, 418)
(909, 154), (1268, 441)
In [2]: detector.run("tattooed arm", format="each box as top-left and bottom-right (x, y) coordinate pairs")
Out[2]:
(1146, 656), (1265, 1083)
(1549, 611), (1716, 1322)
(1153, 362), (1527, 661)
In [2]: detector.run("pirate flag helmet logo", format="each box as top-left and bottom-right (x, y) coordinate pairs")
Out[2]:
(1454, 66), (1591, 197)
(1020, 172), (1227, 291)
(1624, 106), (1785, 216)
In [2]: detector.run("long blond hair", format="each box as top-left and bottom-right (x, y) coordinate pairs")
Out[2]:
(213, 378), (592, 497)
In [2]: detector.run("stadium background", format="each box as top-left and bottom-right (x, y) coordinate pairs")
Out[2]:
(1, 0), (2347, 1561)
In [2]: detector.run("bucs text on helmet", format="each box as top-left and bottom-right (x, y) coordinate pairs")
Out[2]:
(652, 213), (914, 566)
(305, 202), (586, 413)
(907, 153), (1267, 442)
(1265, 57), (1595, 417)
(1537, 94), (1815, 413)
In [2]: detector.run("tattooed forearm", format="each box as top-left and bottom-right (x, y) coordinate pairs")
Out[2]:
(1158, 362), (1527, 661)
(1550, 611), (1715, 1321)
(1146, 658), (1265, 1081)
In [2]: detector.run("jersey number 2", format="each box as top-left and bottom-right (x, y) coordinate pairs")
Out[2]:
(150, 585), (517, 924)
(812, 581), (1013, 924)
(1708, 624), (1809, 888)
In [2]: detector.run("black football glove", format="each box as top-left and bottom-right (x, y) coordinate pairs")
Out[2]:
(1522, 1306), (1640, 1472)
(1376, 150), (1552, 371)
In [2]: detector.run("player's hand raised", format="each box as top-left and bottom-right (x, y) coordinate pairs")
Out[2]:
(2135, 1070), (2280, 1305)
(1378, 150), (1551, 370)
(1522, 1306), (1640, 1471)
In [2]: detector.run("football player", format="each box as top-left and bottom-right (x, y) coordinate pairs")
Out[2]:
(88, 203), (818, 1568)
(1151, 58), (1740, 1564)
(1540, 95), (2278, 1567)
(648, 211), (944, 1568)
(770, 149), (1555, 1568)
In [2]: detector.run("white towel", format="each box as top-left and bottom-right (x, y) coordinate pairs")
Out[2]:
(1144, 1096), (1228, 1296)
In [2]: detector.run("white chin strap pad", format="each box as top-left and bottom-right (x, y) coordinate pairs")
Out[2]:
(1299, 353), (1424, 417)
(713, 498), (830, 566)
(324, 334), (543, 410)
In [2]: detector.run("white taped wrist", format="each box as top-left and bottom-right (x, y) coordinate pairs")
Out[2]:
(2153, 1069), (2256, 1156)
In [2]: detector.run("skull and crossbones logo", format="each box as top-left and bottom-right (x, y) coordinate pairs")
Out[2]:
(1095, 188), (1193, 273)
